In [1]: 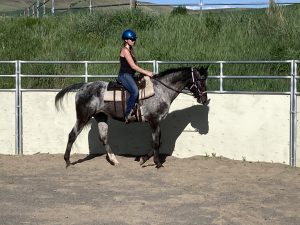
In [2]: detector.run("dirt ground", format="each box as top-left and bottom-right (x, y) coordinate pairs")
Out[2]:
(0, 154), (299, 225)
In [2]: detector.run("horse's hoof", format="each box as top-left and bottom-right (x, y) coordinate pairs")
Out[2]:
(155, 163), (164, 169)
(106, 155), (119, 166)
(113, 160), (120, 166)
(65, 162), (71, 168)
(64, 156), (71, 168)
(155, 160), (163, 169)
(140, 156), (148, 166)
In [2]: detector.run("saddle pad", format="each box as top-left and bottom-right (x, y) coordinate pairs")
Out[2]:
(103, 76), (155, 102)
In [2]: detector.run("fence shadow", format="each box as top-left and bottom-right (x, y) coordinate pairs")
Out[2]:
(88, 104), (209, 156)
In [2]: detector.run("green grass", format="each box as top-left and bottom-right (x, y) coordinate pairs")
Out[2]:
(0, 4), (299, 91)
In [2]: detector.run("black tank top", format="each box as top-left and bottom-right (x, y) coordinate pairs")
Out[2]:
(119, 51), (136, 75)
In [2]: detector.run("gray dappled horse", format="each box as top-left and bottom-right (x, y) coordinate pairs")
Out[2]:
(55, 67), (209, 168)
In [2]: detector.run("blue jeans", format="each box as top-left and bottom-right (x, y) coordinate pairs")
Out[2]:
(117, 73), (139, 117)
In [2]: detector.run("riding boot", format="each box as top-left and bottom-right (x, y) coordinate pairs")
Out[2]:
(124, 109), (134, 124)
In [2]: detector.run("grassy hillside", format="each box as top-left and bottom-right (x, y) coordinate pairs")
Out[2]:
(0, 4), (299, 90)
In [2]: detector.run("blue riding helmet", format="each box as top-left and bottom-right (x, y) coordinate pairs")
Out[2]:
(122, 29), (137, 41)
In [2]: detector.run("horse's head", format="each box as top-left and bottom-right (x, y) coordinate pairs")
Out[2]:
(188, 66), (210, 105)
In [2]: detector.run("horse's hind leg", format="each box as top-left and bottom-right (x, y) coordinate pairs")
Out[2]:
(94, 113), (119, 165)
(64, 119), (87, 167)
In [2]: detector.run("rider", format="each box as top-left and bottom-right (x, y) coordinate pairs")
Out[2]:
(118, 29), (153, 123)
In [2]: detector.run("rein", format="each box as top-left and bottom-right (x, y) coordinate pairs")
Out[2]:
(151, 68), (205, 97)
(151, 76), (194, 96)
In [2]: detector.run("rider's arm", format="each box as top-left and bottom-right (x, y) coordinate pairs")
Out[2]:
(121, 48), (153, 77)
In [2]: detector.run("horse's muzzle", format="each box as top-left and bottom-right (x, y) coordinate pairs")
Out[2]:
(202, 98), (210, 105)
(197, 93), (210, 105)
(198, 98), (210, 105)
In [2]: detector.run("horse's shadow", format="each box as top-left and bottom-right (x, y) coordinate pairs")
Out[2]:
(72, 105), (209, 165)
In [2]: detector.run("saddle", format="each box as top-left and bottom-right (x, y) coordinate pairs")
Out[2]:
(106, 75), (147, 91)
(103, 75), (154, 102)
(103, 75), (155, 123)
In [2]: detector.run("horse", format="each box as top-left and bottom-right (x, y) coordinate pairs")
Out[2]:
(55, 66), (209, 168)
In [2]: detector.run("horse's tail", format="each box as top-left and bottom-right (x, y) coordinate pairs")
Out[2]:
(55, 83), (85, 111)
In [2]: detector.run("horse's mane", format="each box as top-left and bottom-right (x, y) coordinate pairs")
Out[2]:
(155, 67), (191, 78)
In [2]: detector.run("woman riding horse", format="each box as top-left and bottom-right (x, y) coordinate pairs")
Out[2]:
(118, 29), (153, 123)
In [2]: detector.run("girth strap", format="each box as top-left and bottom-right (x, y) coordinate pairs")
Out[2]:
(121, 90), (126, 116)
(113, 90), (117, 113)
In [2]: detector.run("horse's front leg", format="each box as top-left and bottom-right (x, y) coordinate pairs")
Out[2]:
(150, 122), (162, 168)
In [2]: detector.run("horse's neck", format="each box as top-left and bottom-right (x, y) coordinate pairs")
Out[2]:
(158, 71), (190, 101)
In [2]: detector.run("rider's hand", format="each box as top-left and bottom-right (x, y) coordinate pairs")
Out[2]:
(146, 71), (154, 77)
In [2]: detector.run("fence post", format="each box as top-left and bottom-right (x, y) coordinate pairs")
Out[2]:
(15, 61), (22, 155)
(51, 0), (55, 14)
(43, 0), (46, 15)
(37, 0), (40, 18)
(24, 7), (28, 17)
(290, 60), (297, 166)
(200, 0), (203, 11)
(15, 61), (18, 155)
(85, 62), (88, 83)
(295, 61), (298, 167)
(89, 0), (92, 14)
(155, 61), (159, 74)
(130, 0), (137, 10)
(152, 61), (156, 74)
(32, 5), (35, 17)
(220, 62), (224, 92)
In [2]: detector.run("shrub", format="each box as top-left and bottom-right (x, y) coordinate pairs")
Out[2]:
(171, 6), (188, 16)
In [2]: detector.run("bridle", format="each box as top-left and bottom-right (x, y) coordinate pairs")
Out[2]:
(188, 67), (207, 99)
(152, 67), (207, 98)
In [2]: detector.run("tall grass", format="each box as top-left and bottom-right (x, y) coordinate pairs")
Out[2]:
(0, 5), (299, 90)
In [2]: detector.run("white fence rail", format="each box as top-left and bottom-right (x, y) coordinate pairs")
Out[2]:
(0, 60), (298, 166)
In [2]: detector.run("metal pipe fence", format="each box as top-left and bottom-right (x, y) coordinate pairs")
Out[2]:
(25, 1), (300, 17)
(0, 60), (298, 166)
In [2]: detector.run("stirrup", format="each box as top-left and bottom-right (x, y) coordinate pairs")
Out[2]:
(124, 115), (129, 124)
(124, 109), (134, 124)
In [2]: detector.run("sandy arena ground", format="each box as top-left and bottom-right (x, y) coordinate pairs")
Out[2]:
(0, 154), (299, 225)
